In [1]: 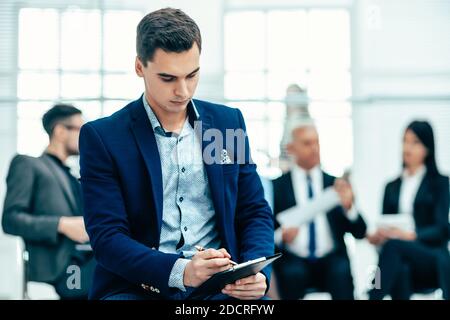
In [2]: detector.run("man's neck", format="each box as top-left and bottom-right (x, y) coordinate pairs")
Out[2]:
(145, 94), (187, 134)
(296, 163), (318, 174)
(46, 144), (68, 163)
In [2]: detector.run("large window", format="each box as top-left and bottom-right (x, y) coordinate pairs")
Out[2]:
(224, 9), (352, 177)
(17, 8), (142, 156)
(17, 6), (353, 178)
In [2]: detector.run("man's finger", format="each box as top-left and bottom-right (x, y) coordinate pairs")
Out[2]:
(235, 274), (258, 285)
(204, 257), (232, 269)
(203, 264), (233, 277)
(218, 248), (231, 259)
(222, 289), (265, 299)
(236, 273), (265, 285)
(199, 248), (226, 259)
(225, 282), (265, 292)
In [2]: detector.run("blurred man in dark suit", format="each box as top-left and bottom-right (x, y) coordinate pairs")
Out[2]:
(272, 122), (367, 300)
(2, 104), (95, 299)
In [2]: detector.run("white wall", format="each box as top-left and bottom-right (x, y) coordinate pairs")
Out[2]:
(0, 0), (21, 300)
(352, 0), (450, 222)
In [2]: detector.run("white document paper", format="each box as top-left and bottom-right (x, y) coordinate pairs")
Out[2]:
(276, 187), (341, 227)
(375, 213), (415, 232)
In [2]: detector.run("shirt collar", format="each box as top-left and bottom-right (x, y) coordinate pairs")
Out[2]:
(293, 164), (321, 182)
(45, 152), (63, 166)
(142, 93), (199, 137)
(45, 152), (70, 171)
(402, 165), (426, 180)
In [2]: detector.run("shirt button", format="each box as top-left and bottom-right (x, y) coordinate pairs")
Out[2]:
(179, 197), (184, 202)
(181, 167), (185, 173)
(184, 226), (188, 231)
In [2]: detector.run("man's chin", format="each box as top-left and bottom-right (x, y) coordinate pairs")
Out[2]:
(166, 101), (189, 112)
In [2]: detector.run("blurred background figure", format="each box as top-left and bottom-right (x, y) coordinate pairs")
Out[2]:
(270, 122), (367, 300)
(367, 121), (450, 300)
(2, 104), (95, 300)
(278, 84), (309, 173)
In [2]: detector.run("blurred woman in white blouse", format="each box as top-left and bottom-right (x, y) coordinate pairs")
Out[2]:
(368, 120), (450, 300)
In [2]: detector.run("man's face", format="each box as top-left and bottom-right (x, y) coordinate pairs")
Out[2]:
(60, 114), (84, 156)
(135, 43), (200, 115)
(287, 126), (321, 171)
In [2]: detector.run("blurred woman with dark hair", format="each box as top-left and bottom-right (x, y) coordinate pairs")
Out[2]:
(368, 120), (450, 300)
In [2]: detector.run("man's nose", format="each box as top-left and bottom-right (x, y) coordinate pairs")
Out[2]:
(174, 80), (189, 98)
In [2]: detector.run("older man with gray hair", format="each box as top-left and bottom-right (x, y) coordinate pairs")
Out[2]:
(271, 121), (367, 300)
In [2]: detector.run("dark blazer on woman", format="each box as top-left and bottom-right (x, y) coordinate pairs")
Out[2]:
(382, 172), (449, 248)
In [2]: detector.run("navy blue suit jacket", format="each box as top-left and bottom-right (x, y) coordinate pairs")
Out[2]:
(79, 96), (274, 299)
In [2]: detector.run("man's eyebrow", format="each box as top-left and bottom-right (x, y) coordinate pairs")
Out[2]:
(157, 67), (200, 78)
(187, 67), (200, 76)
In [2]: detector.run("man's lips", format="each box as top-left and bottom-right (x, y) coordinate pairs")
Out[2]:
(171, 100), (189, 105)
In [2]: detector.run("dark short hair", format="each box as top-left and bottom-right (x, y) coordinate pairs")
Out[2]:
(42, 104), (82, 137)
(404, 120), (440, 176)
(136, 7), (202, 66)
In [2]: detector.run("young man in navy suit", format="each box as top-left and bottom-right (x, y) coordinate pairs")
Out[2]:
(79, 8), (274, 300)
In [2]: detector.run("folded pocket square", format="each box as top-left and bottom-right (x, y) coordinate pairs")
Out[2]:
(221, 149), (232, 164)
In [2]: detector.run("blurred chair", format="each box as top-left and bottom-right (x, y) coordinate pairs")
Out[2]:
(302, 288), (332, 300)
(20, 243), (59, 300)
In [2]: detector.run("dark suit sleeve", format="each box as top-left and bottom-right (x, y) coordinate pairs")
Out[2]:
(416, 176), (449, 245)
(233, 109), (274, 288)
(79, 123), (180, 298)
(342, 210), (367, 239)
(2, 155), (60, 244)
(327, 174), (367, 239)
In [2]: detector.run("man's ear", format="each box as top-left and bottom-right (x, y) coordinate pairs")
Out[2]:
(135, 56), (144, 77)
(52, 124), (65, 142)
(286, 142), (294, 155)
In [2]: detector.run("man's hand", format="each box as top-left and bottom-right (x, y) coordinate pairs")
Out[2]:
(222, 272), (267, 300)
(183, 248), (233, 288)
(334, 178), (354, 211)
(367, 227), (416, 245)
(282, 227), (299, 244)
(57, 216), (89, 243)
(366, 230), (387, 246)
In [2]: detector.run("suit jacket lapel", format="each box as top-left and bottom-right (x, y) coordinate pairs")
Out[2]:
(196, 107), (227, 234)
(284, 171), (297, 209)
(129, 98), (164, 242)
(322, 171), (337, 236)
(40, 154), (78, 214)
(413, 173), (428, 210)
(391, 178), (402, 213)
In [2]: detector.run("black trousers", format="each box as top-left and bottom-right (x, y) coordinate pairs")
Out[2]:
(369, 239), (450, 300)
(51, 250), (96, 300)
(273, 249), (355, 300)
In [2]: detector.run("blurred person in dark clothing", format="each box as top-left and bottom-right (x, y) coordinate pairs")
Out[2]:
(368, 120), (450, 300)
(272, 122), (367, 300)
(2, 104), (95, 299)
